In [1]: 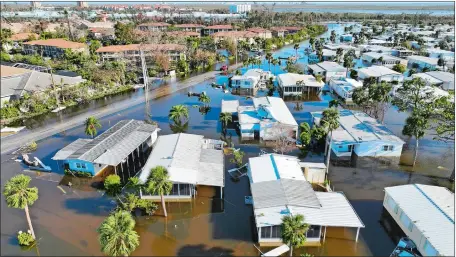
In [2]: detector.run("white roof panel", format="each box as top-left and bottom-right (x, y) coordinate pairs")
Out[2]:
(358, 65), (400, 78)
(407, 55), (439, 65)
(248, 154), (305, 183)
(254, 192), (365, 228)
(385, 184), (454, 256)
(253, 97), (297, 126)
(221, 100), (239, 113)
(278, 73), (324, 88)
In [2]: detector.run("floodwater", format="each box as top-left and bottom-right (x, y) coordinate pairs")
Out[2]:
(1, 23), (454, 256)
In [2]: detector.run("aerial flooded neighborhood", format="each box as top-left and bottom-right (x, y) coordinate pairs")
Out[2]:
(0, 1), (455, 256)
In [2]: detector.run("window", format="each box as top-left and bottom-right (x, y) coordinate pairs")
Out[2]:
(76, 163), (81, 168)
(271, 225), (281, 238)
(386, 195), (397, 211)
(179, 184), (190, 196)
(383, 145), (394, 151)
(260, 226), (271, 238)
(348, 145), (354, 152)
(169, 184), (179, 195)
(423, 240), (438, 256)
(306, 225), (321, 238)
(81, 163), (86, 169)
(400, 212), (412, 232)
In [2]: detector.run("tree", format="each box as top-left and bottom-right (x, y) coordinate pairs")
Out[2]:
(343, 55), (354, 73)
(230, 149), (245, 168)
(145, 166), (172, 217)
(0, 28), (13, 50)
(154, 53), (171, 75)
(3, 175), (38, 239)
(89, 40), (102, 56)
(85, 116), (102, 138)
(316, 46), (323, 62)
(168, 105), (189, 123)
(299, 122), (311, 147)
(281, 214), (309, 257)
(352, 81), (392, 123)
(265, 52), (273, 71)
(271, 58), (279, 75)
(198, 94), (211, 107)
(392, 77), (435, 166)
(433, 96), (455, 142)
(104, 174), (122, 197)
(114, 22), (136, 45)
(392, 63), (406, 73)
(336, 48), (343, 63)
(269, 124), (296, 155)
(97, 210), (139, 257)
(321, 108), (340, 172)
(350, 69), (358, 79)
(293, 43), (300, 58)
(402, 113), (429, 167)
(330, 30), (336, 43)
(437, 57), (447, 71)
(309, 37), (315, 52)
(219, 112), (232, 128)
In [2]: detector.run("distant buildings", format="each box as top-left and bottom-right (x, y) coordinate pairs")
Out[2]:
(230, 69), (272, 93)
(311, 109), (405, 162)
(307, 61), (346, 81)
(407, 55), (440, 70)
(203, 25), (234, 36)
(361, 52), (407, 68)
(383, 184), (454, 256)
(411, 71), (455, 90)
(277, 73), (324, 96)
(357, 66), (404, 84)
(211, 31), (257, 44)
(328, 77), (363, 103)
(1, 65), (85, 106)
(95, 43), (186, 64)
(174, 24), (205, 33)
(138, 133), (225, 200)
(30, 1), (41, 9)
(137, 22), (170, 32)
(22, 39), (88, 58)
(53, 120), (159, 182)
(77, 1), (89, 8)
(229, 4), (251, 14)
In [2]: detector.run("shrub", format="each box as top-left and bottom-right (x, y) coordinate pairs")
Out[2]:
(0, 106), (20, 120)
(104, 174), (122, 196)
(230, 150), (245, 168)
(17, 231), (34, 246)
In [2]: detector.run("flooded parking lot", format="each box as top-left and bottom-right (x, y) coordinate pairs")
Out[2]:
(1, 23), (454, 256)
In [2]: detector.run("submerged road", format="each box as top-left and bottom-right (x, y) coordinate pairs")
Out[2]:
(1, 63), (243, 154)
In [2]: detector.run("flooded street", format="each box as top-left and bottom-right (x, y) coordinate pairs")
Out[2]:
(1, 23), (454, 256)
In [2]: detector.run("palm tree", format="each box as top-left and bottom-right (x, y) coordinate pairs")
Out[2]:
(271, 58), (279, 75)
(85, 116), (102, 138)
(321, 108), (340, 173)
(317, 46), (323, 62)
(145, 166), (172, 217)
(97, 210), (139, 257)
(281, 214), (309, 257)
(309, 37), (315, 52)
(168, 105), (189, 123)
(336, 48), (343, 63)
(293, 43), (300, 58)
(198, 94), (211, 107)
(265, 52), (273, 71)
(219, 112), (233, 128)
(3, 175), (38, 239)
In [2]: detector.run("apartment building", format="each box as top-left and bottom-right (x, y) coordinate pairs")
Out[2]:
(95, 43), (186, 64)
(203, 25), (234, 36)
(22, 39), (88, 58)
(137, 22), (171, 32)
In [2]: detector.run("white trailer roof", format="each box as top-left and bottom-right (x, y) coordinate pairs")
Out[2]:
(248, 154), (305, 183)
(254, 192), (365, 228)
(385, 184), (454, 256)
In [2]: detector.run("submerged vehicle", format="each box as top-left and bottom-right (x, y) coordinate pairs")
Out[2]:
(390, 237), (422, 257)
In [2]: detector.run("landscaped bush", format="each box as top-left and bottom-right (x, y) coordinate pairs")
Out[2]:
(64, 169), (92, 178)
(104, 174), (122, 196)
(17, 231), (34, 246)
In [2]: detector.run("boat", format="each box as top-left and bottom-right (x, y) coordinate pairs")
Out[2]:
(22, 154), (52, 172)
(1, 126), (25, 134)
(390, 237), (421, 257)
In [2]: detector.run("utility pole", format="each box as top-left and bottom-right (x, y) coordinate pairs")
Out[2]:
(140, 48), (151, 122)
(49, 66), (64, 112)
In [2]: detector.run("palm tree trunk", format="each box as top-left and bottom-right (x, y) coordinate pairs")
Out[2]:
(161, 194), (167, 217)
(326, 131), (332, 173)
(450, 167), (455, 181)
(289, 244), (293, 257)
(24, 204), (36, 239)
(412, 138), (419, 167)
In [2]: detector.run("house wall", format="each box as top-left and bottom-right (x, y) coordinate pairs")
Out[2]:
(240, 123), (259, 138)
(1, 95), (11, 107)
(140, 183), (195, 201)
(64, 159), (96, 175)
(258, 225), (322, 246)
(304, 167), (326, 184)
(354, 141), (403, 157)
(383, 193), (440, 256)
(408, 60), (437, 70)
